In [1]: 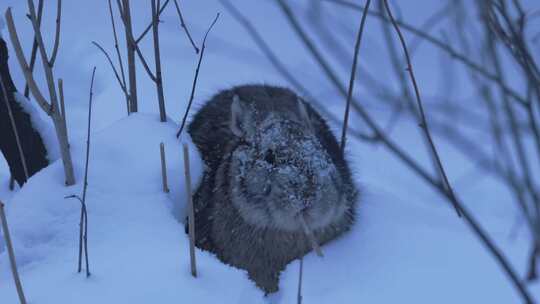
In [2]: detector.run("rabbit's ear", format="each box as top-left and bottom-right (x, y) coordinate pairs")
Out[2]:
(297, 97), (314, 130)
(230, 95), (253, 137)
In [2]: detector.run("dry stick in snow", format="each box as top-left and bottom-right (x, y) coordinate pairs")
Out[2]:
(381, 1), (533, 302)
(58, 78), (69, 147)
(173, 0), (199, 53)
(340, 0), (371, 153)
(0, 72), (29, 181)
(108, 0), (130, 115)
(0, 201), (27, 304)
(176, 13), (220, 138)
(160, 142), (170, 193)
(183, 143), (197, 277)
(6, 3), (75, 186)
(151, 0), (167, 122)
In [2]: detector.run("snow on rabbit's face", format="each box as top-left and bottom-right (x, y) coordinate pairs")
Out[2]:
(228, 97), (347, 231)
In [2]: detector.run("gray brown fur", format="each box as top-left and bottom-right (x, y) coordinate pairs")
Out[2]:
(188, 85), (357, 293)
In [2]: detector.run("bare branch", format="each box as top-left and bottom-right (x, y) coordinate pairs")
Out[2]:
(183, 143), (197, 277)
(66, 67), (96, 277)
(177, 13), (220, 138)
(173, 0), (199, 53)
(48, 0), (62, 66)
(340, 0), (371, 153)
(135, 0), (171, 44)
(381, 0), (461, 217)
(23, 0), (44, 98)
(92, 41), (129, 99)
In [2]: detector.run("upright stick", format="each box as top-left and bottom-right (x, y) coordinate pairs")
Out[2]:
(151, 0), (167, 122)
(122, 0), (138, 113)
(160, 142), (169, 193)
(183, 143), (197, 277)
(340, 0), (371, 153)
(0, 201), (27, 304)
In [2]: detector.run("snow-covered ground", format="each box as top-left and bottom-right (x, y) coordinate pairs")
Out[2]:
(1, 1), (539, 303)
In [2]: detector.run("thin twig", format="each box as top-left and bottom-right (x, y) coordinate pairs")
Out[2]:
(134, 41), (157, 81)
(65, 67), (96, 277)
(176, 13), (220, 138)
(173, 0), (199, 53)
(135, 0), (171, 44)
(65, 194), (89, 276)
(108, 0), (130, 115)
(92, 41), (129, 99)
(23, 0), (44, 98)
(340, 0), (371, 153)
(0, 201), (27, 304)
(381, 0), (461, 217)
(48, 0), (62, 66)
(183, 143), (197, 277)
(82, 67), (96, 216)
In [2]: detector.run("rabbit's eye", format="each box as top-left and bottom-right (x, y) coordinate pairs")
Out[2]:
(264, 149), (277, 165)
